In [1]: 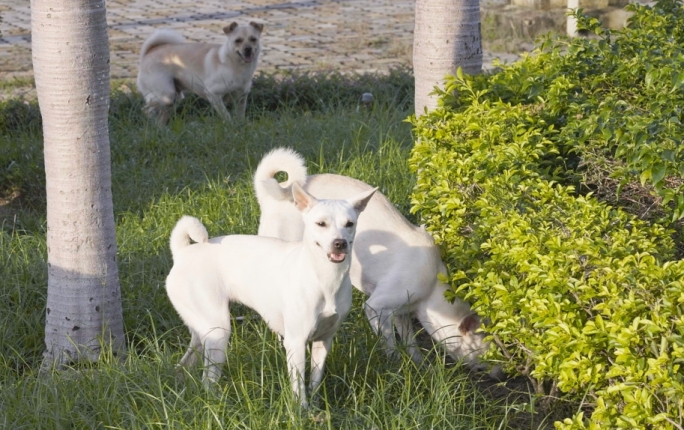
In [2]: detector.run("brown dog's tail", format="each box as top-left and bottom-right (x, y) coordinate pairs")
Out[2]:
(139, 29), (186, 60)
(253, 147), (308, 205)
(169, 216), (208, 260)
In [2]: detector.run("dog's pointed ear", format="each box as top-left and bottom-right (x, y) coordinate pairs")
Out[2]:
(459, 313), (481, 335)
(249, 21), (264, 33)
(223, 22), (239, 34)
(347, 187), (377, 214)
(292, 182), (318, 212)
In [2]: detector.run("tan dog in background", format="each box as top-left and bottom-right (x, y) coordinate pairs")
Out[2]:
(137, 22), (263, 123)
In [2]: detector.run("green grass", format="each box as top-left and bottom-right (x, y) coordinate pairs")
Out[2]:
(0, 76), (36, 91)
(0, 71), (552, 429)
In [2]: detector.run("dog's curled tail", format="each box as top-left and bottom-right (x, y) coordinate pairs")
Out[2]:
(253, 147), (307, 204)
(139, 29), (186, 60)
(169, 216), (209, 260)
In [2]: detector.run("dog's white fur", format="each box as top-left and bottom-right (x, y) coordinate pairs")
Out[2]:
(137, 22), (263, 123)
(254, 148), (502, 378)
(165, 182), (376, 406)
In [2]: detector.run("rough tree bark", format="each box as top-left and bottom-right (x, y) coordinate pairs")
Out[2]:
(31, 0), (126, 367)
(413, 0), (483, 115)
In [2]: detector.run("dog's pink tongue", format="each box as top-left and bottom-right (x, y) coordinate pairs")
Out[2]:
(330, 253), (345, 262)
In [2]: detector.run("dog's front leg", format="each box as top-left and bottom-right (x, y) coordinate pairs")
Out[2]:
(309, 337), (333, 396)
(395, 314), (423, 364)
(283, 336), (308, 407)
(234, 91), (248, 120)
(364, 302), (398, 358)
(206, 92), (232, 122)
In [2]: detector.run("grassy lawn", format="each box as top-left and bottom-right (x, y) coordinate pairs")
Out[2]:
(0, 71), (553, 429)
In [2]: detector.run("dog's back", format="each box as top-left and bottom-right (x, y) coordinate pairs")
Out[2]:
(167, 232), (301, 335)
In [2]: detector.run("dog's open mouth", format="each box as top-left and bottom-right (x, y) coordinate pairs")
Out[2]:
(327, 253), (346, 263)
(238, 51), (254, 63)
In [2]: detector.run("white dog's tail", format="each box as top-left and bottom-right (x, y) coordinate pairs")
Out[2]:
(253, 147), (308, 205)
(169, 216), (209, 260)
(140, 29), (186, 59)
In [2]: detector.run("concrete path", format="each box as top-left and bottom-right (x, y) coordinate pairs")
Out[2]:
(0, 0), (517, 86)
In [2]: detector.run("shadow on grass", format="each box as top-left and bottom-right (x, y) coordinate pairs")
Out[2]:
(0, 68), (414, 233)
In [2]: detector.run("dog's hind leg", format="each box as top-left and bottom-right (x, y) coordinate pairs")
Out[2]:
(309, 337), (333, 396)
(363, 270), (429, 360)
(141, 79), (177, 124)
(156, 104), (174, 125)
(200, 326), (231, 388)
(142, 98), (174, 125)
(178, 330), (203, 369)
(283, 336), (308, 407)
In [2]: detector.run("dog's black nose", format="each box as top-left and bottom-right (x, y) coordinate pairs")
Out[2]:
(244, 46), (253, 56)
(333, 239), (347, 250)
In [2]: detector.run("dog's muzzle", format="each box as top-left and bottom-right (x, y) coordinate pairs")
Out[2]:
(239, 46), (256, 63)
(327, 239), (348, 263)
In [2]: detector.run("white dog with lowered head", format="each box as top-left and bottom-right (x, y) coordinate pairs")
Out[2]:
(254, 148), (503, 379)
(165, 182), (376, 406)
(137, 22), (263, 123)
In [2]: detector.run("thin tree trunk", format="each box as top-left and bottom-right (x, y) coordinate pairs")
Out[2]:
(31, 0), (125, 367)
(567, 0), (580, 37)
(413, 0), (483, 115)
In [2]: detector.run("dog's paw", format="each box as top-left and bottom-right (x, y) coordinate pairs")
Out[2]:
(308, 409), (328, 424)
(174, 364), (189, 381)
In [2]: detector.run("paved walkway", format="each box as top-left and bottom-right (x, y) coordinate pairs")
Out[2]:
(1, 0), (516, 86)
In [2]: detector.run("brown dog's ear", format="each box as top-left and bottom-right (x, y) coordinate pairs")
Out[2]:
(459, 313), (481, 335)
(249, 21), (264, 33)
(223, 22), (239, 34)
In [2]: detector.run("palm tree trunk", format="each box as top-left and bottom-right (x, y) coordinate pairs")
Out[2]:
(567, 0), (579, 37)
(413, 0), (483, 115)
(31, 0), (125, 366)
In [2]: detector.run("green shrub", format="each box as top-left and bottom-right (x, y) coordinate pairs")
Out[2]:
(409, 0), (684, 428)
(439, 0), (684, 224)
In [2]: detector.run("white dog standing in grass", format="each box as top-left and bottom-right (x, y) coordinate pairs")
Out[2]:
(254, 148), (503, 379)
(137, 22), (263, 123)
(165, 183), (376, 406)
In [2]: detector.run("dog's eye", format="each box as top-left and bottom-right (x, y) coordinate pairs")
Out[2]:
(316, 221), (326, 227)
(345, 221), (355, 228)
(249, 37), (257, 42)
(235, 38), (244, 44)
